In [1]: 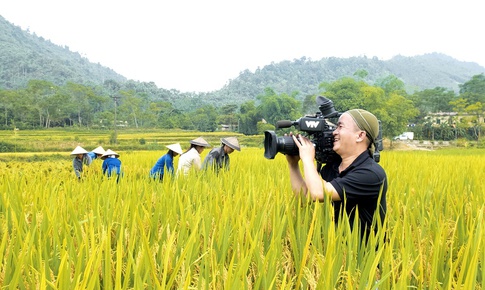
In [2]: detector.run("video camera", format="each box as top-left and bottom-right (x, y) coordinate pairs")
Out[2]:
(263, 96), (382, 164)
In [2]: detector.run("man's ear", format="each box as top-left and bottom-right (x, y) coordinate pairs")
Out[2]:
(356, 131), (366, 142)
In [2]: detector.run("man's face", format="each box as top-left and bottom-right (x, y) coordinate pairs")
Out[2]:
(195, 146), (205, 154)
(332, 113), (359, 155)
(224, 145), (234, 154)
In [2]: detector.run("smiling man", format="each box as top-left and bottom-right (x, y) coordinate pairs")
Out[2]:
(286, 109), (387, 241)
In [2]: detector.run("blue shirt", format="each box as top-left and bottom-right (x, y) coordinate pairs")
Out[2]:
(102, 157), (122, 177)
(149, 153), (174, 179)
(87, 152), (97, 161)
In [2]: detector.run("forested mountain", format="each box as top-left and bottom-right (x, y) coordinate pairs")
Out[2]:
(0, 15), (126, 89)
(2, 13), (485, 143)
(1, 14), (485, 111)
(204, 54), (485, 107)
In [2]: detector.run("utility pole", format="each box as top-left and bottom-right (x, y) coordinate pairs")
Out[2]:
(111, 95), (120, 144)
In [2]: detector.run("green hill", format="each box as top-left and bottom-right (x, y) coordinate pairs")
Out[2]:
(203, 54), (485, 106)
(1, 14), (485, 110)
(0, 15), (126, 89)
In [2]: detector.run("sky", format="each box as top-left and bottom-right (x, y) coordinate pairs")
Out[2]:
(1, 0), (484, 92)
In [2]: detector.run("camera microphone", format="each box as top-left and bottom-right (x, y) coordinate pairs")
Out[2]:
(276, 120), (294, 129)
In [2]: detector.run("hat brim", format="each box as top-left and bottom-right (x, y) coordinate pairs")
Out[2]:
(190, 141), (210, 147)
(221, 138), (240, 151)
(101, 149), (119, 159)
(92, 146), (106, 155)
(70, 146), (88, 155)
(167, 144), (183, 155)
(101, 154), (119, 160)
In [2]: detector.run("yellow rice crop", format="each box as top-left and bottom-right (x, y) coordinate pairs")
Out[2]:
(0, 147), (484, 289)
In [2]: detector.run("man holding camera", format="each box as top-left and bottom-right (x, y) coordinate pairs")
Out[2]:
(286, 109), (387, 241)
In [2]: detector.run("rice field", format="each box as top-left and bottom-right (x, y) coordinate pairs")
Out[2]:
(1, 146), (484, 289)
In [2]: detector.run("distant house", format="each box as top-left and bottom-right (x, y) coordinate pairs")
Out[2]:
(426, 112), (483, 126)
(426, 112), (457, 125)
(99, 119), (129, 128)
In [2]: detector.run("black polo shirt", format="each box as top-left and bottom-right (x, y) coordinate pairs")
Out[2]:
(320, 151), (387, 237)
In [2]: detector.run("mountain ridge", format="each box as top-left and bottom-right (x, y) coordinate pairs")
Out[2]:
(1, 14), (485, 109)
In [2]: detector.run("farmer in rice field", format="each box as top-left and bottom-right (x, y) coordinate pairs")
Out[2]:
(149, 143), (183, 181)
(177, 137), (211, 176)
(202, 137), (240, 173)
(87, 146), (105, 161)
(286, 109), (387, 242)
(101, 149), (122, 182)
(71, 145), (92, 180)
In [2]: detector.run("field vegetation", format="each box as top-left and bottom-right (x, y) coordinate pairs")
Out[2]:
(0, 129), (262, 156)
(0, 130), (484, 289)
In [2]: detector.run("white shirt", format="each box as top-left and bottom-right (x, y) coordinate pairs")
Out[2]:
(177, 148), (201, 176)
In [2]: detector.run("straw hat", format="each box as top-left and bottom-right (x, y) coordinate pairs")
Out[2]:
(190, 137), (211, 147)
(70, 146), (88, 156)
(166, 143), (183, 155)
(221, 137), (241, 151)
(101, 149), (120, 159)
(92, 146), (106, 155)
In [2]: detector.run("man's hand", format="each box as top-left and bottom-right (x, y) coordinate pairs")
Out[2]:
(292, 134), (315, 164)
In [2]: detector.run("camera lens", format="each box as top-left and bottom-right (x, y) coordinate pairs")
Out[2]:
(264, 131), (299, 159)
(264, 131), (278, 159)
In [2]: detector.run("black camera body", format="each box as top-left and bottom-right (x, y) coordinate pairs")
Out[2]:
(263, 96), (382, 164)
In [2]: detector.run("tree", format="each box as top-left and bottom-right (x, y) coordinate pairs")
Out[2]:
(0, 90), (16, 127)
(459, 74), (485, 103)
(217, 104), (238, 130)
(359, 85), (386, 113)
(465, 102), (483, 140)
(149, 101), (180, 129)
(191, 105), (218, 132)
(319, 77), (367, 111)
(25, 80), (58, 127)
(451, 97), (484, 140)
(302, 95), (317, 115)
(10, 90), (36, 128)
(257, 89), (301, 126)
(353, 69), (368, 79)
(118, 90), (143, 128)
(238, 101), (261, 135)
(411, 87), (456, 117)
(64, 82), (101, 127)
(377, 93), (419, 140)
(43, 92), (73, 127)
(375, 75), (406, 95)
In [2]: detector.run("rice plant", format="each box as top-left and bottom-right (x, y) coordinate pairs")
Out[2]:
(0, 147), (484, 289)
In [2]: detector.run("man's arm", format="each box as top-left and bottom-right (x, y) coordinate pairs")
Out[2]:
(286, 154), (307, 195)
(73, 159), (81, 178)
(84, 154), (92, 166)
(292, 135), (341, 201)
(202, 150), (216, 170)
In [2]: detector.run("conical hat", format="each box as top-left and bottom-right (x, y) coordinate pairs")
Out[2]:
(221, 137), (241, 151)
(70, 146), (88, 155)
(101, 149), (119, 159)
(92, 146), (105, 155)
(166, 143), (183, 154)
(190, 137), (211, 147)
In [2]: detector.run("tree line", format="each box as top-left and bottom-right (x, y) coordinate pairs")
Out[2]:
(0, 73), (484, 141)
